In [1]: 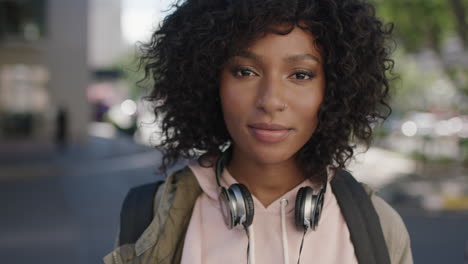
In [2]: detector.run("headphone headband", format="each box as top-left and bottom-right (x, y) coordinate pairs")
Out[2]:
(215, 148), (232, 188)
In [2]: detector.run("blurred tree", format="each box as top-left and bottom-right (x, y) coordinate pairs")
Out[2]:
(372, 0), (453, 52)
(448, 0), (468, 49)
(372, 0), (468, 97)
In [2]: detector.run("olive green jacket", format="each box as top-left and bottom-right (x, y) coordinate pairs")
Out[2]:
(103, 167), (413, 264)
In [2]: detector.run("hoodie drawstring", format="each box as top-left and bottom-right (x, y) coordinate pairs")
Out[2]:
(280, 199), (290, 264)
(246, 224), (256, 264)
(246, 199), (291, 264)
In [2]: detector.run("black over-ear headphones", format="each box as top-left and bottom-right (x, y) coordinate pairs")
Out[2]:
(215, 148), (327, 231)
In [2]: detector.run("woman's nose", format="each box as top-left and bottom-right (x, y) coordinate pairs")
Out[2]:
(255, 75), (287, 113)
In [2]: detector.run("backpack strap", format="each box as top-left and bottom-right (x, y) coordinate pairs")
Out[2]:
(331, 170), (391, 264)
(118, 181), (164, 246)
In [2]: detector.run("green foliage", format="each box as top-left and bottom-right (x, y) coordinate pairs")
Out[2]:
(371, 0), (468, 110)
(410, 150), (458, 163)
(371, 0), (457, 53)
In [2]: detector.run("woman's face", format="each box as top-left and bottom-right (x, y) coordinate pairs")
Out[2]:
(220, 25), (325, 165)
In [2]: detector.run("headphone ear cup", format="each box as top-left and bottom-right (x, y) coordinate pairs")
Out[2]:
(311, 184), (326, 230)
(236, 183), (254, 227)
(295, 187), (306, 230)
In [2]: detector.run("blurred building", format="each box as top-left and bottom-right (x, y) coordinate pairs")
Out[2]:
(0, 0), (126, 150)
(89, 0), (125, 68)
(0, 0), (89, 147)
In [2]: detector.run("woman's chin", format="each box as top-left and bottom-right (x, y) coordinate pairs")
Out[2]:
(243, 147), (297, 166)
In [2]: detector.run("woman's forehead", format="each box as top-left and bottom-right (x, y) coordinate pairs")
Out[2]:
(228, 25), (322, 62)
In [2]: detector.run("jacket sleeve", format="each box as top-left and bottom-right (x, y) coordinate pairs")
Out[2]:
(371, 194), (414, 264)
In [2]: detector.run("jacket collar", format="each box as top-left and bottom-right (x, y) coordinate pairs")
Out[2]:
(134, 167), (202, 258)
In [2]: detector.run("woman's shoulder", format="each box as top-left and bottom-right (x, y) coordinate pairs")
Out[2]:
(366, 186), (413, 264)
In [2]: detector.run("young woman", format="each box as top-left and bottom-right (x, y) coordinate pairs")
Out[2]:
(105, 0), (413, 263)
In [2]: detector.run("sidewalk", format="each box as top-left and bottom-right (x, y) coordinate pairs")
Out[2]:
(0, 134), (152, 162)
(0, 135), (156, 182)
(348, 146), (468, 211)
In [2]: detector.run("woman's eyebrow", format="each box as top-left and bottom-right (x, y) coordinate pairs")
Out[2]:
(232, 51), (320, 64)
(284, 54), (320, 64)
(232, 50), (262, 61)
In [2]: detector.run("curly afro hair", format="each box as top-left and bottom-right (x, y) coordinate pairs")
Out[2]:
(141, 0), (394, 183)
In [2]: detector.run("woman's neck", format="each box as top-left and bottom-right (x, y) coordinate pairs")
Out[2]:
(226, 151), (307, 208)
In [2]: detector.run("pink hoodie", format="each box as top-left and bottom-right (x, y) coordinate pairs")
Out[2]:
(181, 161), (358, 264)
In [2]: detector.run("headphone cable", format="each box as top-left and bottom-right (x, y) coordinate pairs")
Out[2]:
(296, 229), (307, 264)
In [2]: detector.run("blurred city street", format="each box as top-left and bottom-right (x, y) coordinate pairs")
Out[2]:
(1, 0), (468, 263)
(0, 135), (467, 264)
(0, 135), (168, 263)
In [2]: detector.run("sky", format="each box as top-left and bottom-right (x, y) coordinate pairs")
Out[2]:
(121, 0), (176, 44)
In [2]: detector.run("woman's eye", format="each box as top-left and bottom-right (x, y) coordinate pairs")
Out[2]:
(233, 67), (256, 77)
(292, 71), (314, 80)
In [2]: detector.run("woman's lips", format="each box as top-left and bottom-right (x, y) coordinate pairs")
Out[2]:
(248, 123), (291, 143)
